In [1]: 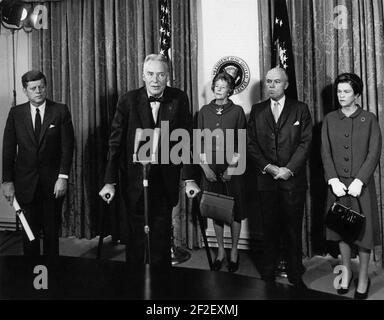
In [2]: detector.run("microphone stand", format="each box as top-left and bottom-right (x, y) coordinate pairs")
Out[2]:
(140, 160), (151, 265)
(130, 155), (153, 265)
(132, 157), (152, 300)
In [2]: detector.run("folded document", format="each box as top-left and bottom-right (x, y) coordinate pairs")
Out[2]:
(13, 198), (35, 241)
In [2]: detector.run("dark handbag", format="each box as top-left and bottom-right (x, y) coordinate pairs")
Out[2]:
(325, 198), (366, 242)
(199, 183), (234, 225)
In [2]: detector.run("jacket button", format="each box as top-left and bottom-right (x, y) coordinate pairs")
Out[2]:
(216, 123), (220, 127)
(345, 133), (349, 137)
(344, 168), (349, 173)
(344, 145), (349, 149)
(344, 157), (349, 161)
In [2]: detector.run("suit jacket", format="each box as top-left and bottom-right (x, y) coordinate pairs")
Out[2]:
(321, 107), (382, 184)
(247, 97), (312, 191)
(104, 86), (196, 208)
(2, 99), (75, 203)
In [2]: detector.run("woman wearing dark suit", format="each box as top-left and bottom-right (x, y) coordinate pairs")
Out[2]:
(197, 72), (247, 273)
(321, 73), (382, 299)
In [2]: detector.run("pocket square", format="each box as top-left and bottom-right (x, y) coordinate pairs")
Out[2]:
(293, 121), (300, 126)
(49, 124), (55, 129)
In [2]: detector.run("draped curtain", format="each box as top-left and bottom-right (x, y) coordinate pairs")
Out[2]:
(168, 0), (201, 249)
(31, 0), (160, 239)
(259, 0), (384, 263)
(31, 0), (198, 243)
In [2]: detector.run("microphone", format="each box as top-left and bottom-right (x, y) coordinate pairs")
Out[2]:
(189, 190), (195, 196)
(106, 193), (111, 200)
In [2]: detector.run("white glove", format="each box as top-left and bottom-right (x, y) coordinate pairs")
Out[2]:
(347, 179), (363, 197)
(329, 178), (347, 197)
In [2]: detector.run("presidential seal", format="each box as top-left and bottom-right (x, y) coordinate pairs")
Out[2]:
(212, 56), (250, 95)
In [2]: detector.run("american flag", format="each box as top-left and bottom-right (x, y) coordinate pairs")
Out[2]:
(159, 0), (171, 60)
(272, 0), (297, 99)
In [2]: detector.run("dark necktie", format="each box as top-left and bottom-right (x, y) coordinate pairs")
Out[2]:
(34, 108), (41, 141)
(148, 96), (164, 103)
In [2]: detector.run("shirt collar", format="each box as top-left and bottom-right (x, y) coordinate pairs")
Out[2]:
(210, 99), (233, 108)
(270, 95), (286, 108)
(30, 101), (46, 112)
(146, 89), (164, 100)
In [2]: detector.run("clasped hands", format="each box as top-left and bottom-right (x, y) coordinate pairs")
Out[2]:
(203, 166), (231, 183)
(265, 164), (292, 181)
(329, 178), (363, 198)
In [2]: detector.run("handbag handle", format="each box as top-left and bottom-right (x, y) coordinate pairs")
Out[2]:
(223, 180), (231, 197)
(335, 195), (364, 217)
(217, 171), (231, 196)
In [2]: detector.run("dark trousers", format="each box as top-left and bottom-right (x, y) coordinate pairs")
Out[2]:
(125, 169), (172, 268)
(259, 190), (305, 283)
(19, 190), (62, 257)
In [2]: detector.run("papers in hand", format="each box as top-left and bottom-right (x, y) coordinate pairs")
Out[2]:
(12, 198), (35, 241)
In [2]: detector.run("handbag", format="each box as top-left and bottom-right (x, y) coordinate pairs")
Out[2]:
(199, 183), (234, 225)
(325, 197), (366, 242)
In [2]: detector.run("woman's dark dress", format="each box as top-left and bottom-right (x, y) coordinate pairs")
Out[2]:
(197, 99), (247, 222)
(321, 107), (381, 249)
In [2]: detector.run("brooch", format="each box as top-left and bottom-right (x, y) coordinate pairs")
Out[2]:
(216, 108), (223, 115)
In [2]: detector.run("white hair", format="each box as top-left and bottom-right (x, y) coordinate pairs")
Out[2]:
(266, 66), (289, 82)
(143, 54), (169, 73)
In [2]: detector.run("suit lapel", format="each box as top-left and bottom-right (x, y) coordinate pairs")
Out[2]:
(39, 99), (55, 145)
(136, 88), (155, 128)
(22, 102), (37, 146)
(158, 87), (176, 125)
(264, 100), (276, 131)
(277, 98), (292, 129)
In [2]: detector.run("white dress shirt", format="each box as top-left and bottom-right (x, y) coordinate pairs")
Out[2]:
(263, 95), (293, 177)
(30, 102), (46, 129)
(151, 102), (160, 123)
(147, 91), (163, 124)
(270, 95), (286, 122)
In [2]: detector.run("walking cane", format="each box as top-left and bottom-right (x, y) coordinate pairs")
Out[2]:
(97, 193), (110, 259)
(188, 190), (213, 270)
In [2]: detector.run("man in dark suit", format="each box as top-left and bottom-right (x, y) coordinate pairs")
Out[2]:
(247, 67), (312, 287)
(99, 54), (200, 267)
(2, 70), (75, 256)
